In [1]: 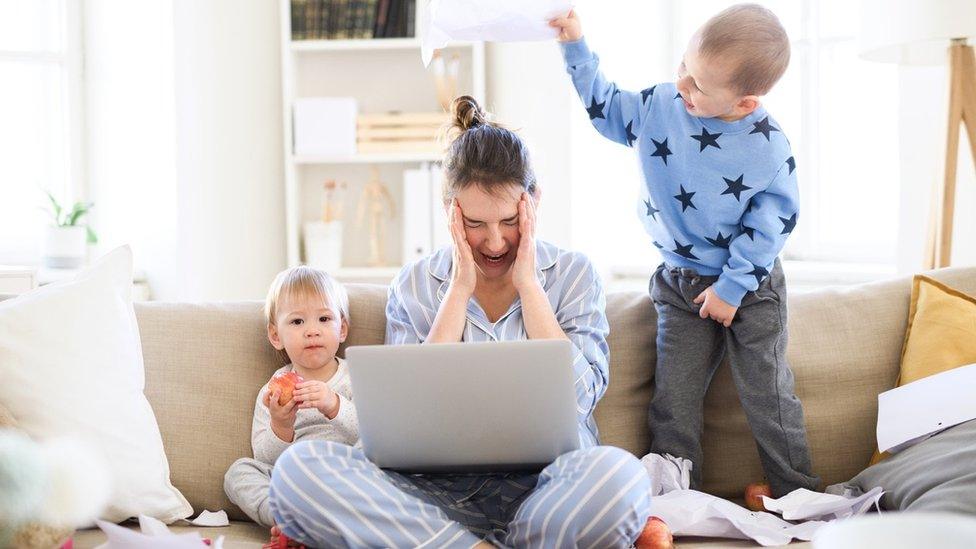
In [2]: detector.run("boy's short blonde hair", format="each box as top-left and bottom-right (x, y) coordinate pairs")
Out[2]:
(265, 266), (350, 363)
(698, 3), (790, 96)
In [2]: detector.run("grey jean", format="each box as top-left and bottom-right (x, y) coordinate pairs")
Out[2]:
(648, 259), (820, 496)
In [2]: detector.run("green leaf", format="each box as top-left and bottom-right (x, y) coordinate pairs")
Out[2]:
(46, 190), (64, 226)
(67, 202), (93, 226)
(86, 225), (99, 245)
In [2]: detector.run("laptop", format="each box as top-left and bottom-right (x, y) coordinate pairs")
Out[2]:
(345, 339), (580, 473)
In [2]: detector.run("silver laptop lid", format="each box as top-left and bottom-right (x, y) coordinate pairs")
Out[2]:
(346, 339), (580, 473)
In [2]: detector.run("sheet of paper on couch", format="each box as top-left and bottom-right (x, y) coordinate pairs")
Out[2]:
(641, 453), (883, 546)
(876, 363), (976, 453)
(421, 0), (572, 65)
(94, 511), (229, 549)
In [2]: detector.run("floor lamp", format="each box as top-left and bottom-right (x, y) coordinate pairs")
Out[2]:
(860, 0), (976, 268)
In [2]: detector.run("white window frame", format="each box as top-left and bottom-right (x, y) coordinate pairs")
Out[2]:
(0, 0), (86, 264)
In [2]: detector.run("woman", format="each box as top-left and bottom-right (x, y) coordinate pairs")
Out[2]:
(268, 96), (651, 548)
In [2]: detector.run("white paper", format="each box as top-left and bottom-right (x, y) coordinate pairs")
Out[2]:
(648, 490), (826, 547)
(422, 0), (573, 65)
(94, 516), (225, 549)
(876, 363), (976, 453)
(640, 452), (693, 495)
(761, 487), (883, 521)
(188, 510), (230, 527)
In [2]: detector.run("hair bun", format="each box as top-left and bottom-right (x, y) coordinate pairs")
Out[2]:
(451, 95), (487, 132)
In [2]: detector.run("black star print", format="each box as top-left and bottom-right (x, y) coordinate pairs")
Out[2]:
(745, 200), (757, 214)
(644, 199), (659, 220)
(742, 225), (756, 240)
(586, 97), (606, 120)
(786, 156), (796, 174)
(674, 92), (682, 100)
(641, 86), (656, 104)
(705, 232), (732, 249)
(748, 263), (769, 284)
(650, 138), (672, 165)
(673, 240), (699, 260)
(673, 184), (697, 212)
(779, 213), (797, 234)
(653, 241), (664, 249)
(690, 127), (722, 152)
(570, 65), (577, 71)
(721, 174), (753, 201)
(625, 121), (637, 146)
(750, 116), (780, 141)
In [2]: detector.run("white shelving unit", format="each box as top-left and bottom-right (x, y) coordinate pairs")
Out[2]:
(279, 0), (486, 283)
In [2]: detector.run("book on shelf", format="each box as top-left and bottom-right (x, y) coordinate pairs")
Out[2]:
(290, 0), (414, 41)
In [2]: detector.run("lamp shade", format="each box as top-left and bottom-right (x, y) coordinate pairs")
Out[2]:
(859, 0), (976, 65)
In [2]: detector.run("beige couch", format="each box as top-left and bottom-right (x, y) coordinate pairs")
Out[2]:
(71, 266), (976, 549)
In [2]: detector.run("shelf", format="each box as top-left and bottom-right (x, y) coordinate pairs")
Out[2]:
(293, 152), (442, 164)
(290, 38), (477, 53)
(331, 266), (402, 283)
(291, 38), (420, 52)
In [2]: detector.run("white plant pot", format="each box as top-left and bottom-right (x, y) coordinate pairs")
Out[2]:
(303, 221), (343, 271)
(43, 226), (88, 268)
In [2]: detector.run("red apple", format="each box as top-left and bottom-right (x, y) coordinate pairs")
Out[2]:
(634, 516), (673, 549)
(268, 371), (304, 406)
(744, 481), (772, 512)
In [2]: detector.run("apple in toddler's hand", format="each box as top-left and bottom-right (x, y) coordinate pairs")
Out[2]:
(634, 516), (673, 549)
(268, 371), (304, 406)
(744, 481), (772, 512)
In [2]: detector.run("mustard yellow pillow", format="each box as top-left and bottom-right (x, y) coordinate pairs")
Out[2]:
(870, 275), (976, 464)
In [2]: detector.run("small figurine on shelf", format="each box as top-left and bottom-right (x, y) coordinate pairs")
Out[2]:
(321, 178), (347, 223)
(356, 167), (397, 267)
(430, 50), (460, 112)
(304, 178), (347, 271)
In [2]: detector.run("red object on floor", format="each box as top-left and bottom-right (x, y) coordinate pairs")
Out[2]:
(59, 539), (73, 549)
(744, 481), (773, 512)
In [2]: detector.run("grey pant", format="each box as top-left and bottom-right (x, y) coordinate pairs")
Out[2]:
(648, 260), (820, 496)
(224, 457), (275, 528)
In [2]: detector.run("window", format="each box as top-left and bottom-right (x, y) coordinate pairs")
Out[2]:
(572, 0), (899, 272)
(0, 0), (84, 265)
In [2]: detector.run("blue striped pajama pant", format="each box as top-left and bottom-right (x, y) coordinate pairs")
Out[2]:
(268, 441), (651, 548)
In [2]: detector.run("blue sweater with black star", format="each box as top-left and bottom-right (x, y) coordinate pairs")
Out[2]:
(561, 38), (799, 307)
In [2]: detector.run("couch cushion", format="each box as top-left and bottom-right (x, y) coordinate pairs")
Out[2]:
(135, 284), (387, 521)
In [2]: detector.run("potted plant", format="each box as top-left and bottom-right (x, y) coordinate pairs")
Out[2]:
(42, 191), (98, 268)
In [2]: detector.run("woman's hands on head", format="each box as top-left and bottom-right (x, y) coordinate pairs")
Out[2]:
(512, 192), (539, 294)
(448, 199), (478, 298)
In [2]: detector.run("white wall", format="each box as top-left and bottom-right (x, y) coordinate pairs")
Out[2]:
(86, 0), (285, 301)
(896, 65), (976, 273)
(486, 41), (573, 249)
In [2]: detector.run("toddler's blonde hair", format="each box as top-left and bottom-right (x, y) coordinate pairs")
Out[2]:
(264, 266), (350, 364)
(698, 3), (790, 96)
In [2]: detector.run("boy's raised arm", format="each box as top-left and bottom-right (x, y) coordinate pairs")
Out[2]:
(551, 11), (652, 148)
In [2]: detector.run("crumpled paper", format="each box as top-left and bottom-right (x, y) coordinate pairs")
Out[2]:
(762, 487), (884, 521)
(421, 0), (573, 66)
(639, 452), (883, 546)
(94, 512), (227, 548)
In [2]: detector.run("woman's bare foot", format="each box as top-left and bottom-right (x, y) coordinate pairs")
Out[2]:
(634, 516), (674, 549)
(265, 525), (305, 549)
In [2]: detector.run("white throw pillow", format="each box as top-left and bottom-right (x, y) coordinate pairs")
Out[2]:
(0, 246), (192, 523)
